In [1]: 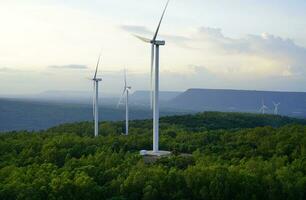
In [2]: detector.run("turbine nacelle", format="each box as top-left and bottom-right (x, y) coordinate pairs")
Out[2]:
(133, 35), (165, 46)
(93, 78), (102, 82)
(151, 40), (165, 46)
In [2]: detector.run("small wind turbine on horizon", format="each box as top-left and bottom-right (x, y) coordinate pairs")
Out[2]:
(134, 0), (170, 156)
(92, 54), (102, 137)
(273, 102), (280, 115)
(117, 69), (131, 136)
(259, 99), (268, 114)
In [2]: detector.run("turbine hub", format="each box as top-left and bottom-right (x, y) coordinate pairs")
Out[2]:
(152, 40), (165, 46)
(93, 78), (102, 82)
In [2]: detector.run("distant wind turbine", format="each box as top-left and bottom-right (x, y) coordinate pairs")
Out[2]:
(117, 69), (131, 136)
(134, 0), (170, 155)
(92, 54), (102, 137)
(273, 102), (280, 115)
(259, 99), (268, 114)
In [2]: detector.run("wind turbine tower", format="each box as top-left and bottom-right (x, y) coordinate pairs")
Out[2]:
(259, 99), (268, 114)
(92, 54), (102, 137)
(135, 0), (171, 156)
(273, 102), (280, 115)
(117, 69), (131, 135)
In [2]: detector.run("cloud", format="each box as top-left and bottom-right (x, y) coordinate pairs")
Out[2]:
(121, 25), (152, 35)
(0, 67), (30, 73)
(178, 27), (306, 78)
(48, 64), (88, 70)
(194, 27), (249, 53)
(0, 67), (14, 73)
(245, 33), (306, 68)
(120, 24), (306, 79)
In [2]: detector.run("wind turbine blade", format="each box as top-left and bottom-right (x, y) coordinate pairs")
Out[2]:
(94, 53), (102, 79)
(150, 44), (154, 109)
(117, 88), (127, 108)
(152, 0), (170, 41)
(124, 68), (127, 88)
(133, 34), (151, 43)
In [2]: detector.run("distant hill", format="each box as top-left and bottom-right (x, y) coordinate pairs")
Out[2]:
(0, 98), (181, 132)
(2, 90), (118, 105)
(3, 88), (306, 131)
(168, 88), (306, 117)
(131, 90), (182, 105)
(1, 90), (182, 106)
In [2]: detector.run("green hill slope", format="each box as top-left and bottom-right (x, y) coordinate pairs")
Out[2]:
(0, 112), (306, 200)
(47, 111), (306, 135)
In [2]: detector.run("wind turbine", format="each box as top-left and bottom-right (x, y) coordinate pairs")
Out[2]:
(92, 54), (102, 137)
(117, 69), (131, 136)
(259, 99), (268, 114)
(273, 102), (280, 115)
(134, 0), (170, 156)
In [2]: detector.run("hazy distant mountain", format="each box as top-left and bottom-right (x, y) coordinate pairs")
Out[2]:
(1, 90), (182, 106)
(0, 90), (184, 131)
(131, 90), (182, 105)
(1, 90), (119, 105)
(38, 90), (120, 99)
(168, 88), (306, 117)
(0, 98), (182, 132)
(3, 88), (306, 131)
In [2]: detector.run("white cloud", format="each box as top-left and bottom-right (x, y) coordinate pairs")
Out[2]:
(0, 67), (31, 73)
(121, 25), (152, 35)
(48, 65), (88, 70)
(121, 24), (306, 80)
(177, 27), (306, 79)
(0, 67), (14, 73)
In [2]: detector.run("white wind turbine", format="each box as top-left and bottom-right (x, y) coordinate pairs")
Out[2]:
(259, 99), (268, 114)
(117, 69), (131, 136)
(92, 54), (102, 137)
(135, 0), (171, 156)
(273, 102), (280, 115)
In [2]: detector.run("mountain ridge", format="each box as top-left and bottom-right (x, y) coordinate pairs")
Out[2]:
(168, 88), (306, 117)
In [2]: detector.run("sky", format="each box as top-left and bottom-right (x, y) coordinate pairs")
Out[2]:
(1, 0), (306, 95)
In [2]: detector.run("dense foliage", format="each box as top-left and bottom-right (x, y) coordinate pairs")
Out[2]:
(0, 112), (306, 200)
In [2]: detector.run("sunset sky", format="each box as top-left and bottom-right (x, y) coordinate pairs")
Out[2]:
(1, 0), (306, 95)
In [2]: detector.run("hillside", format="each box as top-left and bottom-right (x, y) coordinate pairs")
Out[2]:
(160, 112), (306, 131)
(48, 112), (306, 135)
(1, 112), (306, 199)
(168, 88), (306, 117)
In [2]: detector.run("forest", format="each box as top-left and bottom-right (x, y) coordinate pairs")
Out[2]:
(0, 112), (306, 200)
